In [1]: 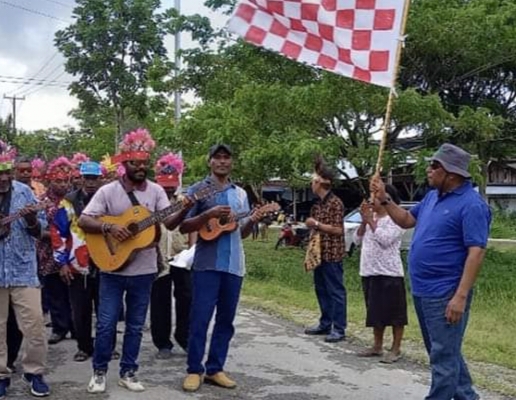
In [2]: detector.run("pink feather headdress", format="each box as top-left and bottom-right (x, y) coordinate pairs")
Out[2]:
(46, 156), (74, 180)
(155, 152), (184, 188)
(113, 128), (156, 164)
(71, 152), (90, 166)
(31, 157), (47, 178)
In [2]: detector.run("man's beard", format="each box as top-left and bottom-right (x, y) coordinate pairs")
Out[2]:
(127, 169), (147, 183)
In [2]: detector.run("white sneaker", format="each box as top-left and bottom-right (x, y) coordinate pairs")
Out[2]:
(118, 371), (145, 392)
(87, 371), (106, 393)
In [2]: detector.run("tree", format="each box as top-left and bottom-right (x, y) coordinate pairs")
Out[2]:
(0, 116), (14, 143)
(55, 0), (174, 151)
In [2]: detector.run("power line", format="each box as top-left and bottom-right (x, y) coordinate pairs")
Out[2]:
(5, 51), (61, 96)
(39, 0), (74, 8)
(0, 75), (72, 85)
(0, 0), (70, 23)
(0, 79), (69, 88)
(17, 63), (66, 96)
(21, 71), (70, 97)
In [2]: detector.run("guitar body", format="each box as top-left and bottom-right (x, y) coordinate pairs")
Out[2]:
(86, 206), (157, 272)
(199, 217), (237, 241)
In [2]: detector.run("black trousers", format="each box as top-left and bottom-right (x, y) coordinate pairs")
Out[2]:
(45, 273), (74, 337)
(69, 275), (98, 355)
(7, 303), (23, 368)
(150, 267), (192, 351)
(68, 274), (116, 355)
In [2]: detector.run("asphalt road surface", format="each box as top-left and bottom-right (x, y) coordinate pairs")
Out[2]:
(4, 308), (507, 400)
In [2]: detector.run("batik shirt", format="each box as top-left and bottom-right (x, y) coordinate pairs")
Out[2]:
(51, 190), (90, 275)
(37, 190), (63, 276)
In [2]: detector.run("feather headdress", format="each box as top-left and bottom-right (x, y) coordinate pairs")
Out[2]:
(155, 152), (184, 188)
(113, 128), (156, 163)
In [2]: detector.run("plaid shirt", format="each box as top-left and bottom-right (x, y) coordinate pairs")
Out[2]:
(310, 191), (345, 262)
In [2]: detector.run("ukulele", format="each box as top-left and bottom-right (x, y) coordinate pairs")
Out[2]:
(0, 200), (52, 240)
(199, 202), (280, 241)
(85, 185), (218, 272)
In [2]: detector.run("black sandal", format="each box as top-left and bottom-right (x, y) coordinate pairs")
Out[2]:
(73, 351), (90, 362)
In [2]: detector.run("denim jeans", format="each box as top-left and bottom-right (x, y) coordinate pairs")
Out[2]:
(187, 270), (243, 376)
(92, 273), (154, 377)
(413, 291), (478, 400)
(313, 261), (347, 335)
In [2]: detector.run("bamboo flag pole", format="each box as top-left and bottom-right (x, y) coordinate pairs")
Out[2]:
(374, 0), (412, 177)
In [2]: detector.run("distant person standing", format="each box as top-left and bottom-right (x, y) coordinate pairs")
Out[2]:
(371, 143), (491, 400)
(304, 157), (346, 343)
(354, 185), (407, 363)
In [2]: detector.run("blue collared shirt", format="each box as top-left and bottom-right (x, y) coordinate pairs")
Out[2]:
(408, 181), (491, 297)
(187, 177), (250, 277)
(0, 181), (47, 287)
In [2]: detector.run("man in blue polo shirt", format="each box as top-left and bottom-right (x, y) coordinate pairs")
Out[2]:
(180, 144), (261, 393)
(371, 143), (491, 400)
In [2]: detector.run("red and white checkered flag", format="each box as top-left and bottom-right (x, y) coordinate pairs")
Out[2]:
(228, 0), (408, 88)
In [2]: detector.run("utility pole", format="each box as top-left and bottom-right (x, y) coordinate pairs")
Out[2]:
(3, 95), (25, 135)
(174, 0), (181, 125)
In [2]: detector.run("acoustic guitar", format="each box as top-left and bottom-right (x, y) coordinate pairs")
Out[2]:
(0, 200), (51, 240)
(85, 186), (216, 272)
(199, 202), (280, 241)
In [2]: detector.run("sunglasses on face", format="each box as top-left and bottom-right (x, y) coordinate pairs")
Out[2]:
(127, 160), (149, 168)
(16, 168), (32, 174)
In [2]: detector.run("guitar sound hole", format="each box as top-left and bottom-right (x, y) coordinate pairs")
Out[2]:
(219, 217), (228, 226)
(127, 223), (139, 235)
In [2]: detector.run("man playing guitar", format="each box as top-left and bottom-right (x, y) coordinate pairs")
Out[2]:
(78, 129), (191, 394)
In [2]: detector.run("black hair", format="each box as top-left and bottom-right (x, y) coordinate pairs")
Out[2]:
(385, 184), (401, 205)
(314, 155), (335, 185)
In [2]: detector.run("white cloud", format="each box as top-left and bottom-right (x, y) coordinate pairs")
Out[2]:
(0, 0), (229, 131)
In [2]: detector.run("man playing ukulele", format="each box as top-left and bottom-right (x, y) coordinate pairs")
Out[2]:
(180, 144), (262, 392)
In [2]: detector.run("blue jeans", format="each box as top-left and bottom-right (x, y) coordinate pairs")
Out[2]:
(413, 291), (478, 400)
(313, 261), (347, 335)
(92, 273), (154, 377)
(187, 270), (243, 376)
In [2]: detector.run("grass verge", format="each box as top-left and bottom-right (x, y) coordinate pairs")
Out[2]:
(241, 238), (516, 396)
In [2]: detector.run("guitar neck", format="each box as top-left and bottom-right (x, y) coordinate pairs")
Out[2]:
(0, 201), (49, 225)
(135, 202), (184, 232)
(1, 211), (22, 225)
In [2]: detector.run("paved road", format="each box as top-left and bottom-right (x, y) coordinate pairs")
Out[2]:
(4, 308), (507, 400)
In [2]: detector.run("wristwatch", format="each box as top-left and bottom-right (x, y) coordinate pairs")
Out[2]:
(315, 221), (320, 229)
(380, 196), (391, 206)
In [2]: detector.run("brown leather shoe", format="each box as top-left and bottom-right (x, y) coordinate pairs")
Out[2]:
(183, 374), (202, 392)
(205, 372), (237, 389)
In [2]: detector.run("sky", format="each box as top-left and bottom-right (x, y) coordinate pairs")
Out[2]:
(0, 0), (228, 131)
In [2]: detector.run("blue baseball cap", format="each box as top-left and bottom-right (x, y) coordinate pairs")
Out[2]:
(80, 161), (102, 176)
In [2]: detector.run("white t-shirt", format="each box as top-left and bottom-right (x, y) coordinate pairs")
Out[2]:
(82, 179), (170, 276)
(353, 215), (405, 277)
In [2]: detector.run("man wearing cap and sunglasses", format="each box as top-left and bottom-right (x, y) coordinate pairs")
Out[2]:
(370, 143), (491, 400)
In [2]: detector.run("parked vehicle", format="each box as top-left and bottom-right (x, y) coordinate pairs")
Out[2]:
(275, 223), (310, 250)
(344, 202), (418, 256)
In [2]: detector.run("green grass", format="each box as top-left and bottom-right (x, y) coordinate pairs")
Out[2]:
(242, 239), (516, 372)
(491, 210), (516, 239)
